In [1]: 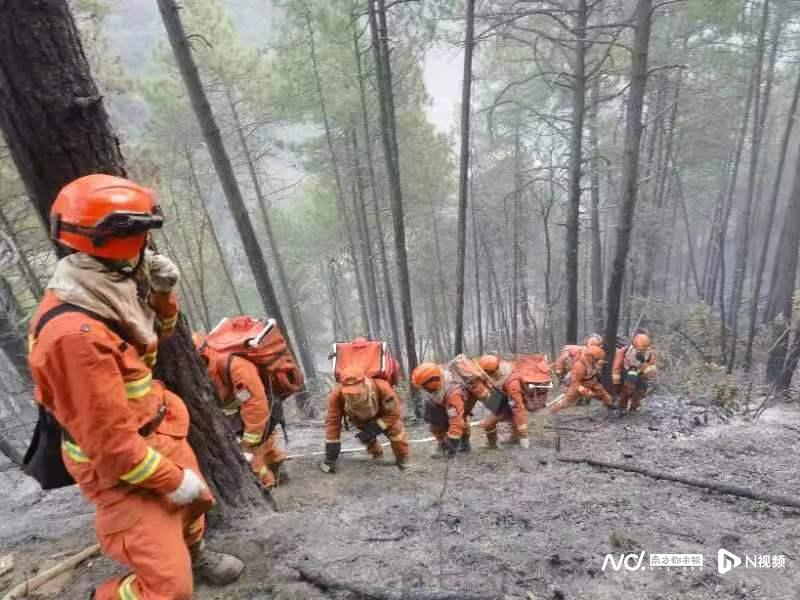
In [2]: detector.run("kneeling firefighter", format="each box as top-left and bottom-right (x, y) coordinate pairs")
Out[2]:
(194, 332), (288, 489)
(27, 175), (242, 600)
(322, 366), (410, 472)
(613, 332), (657, 412)
(476, 354), (530, 449)
(412, 363), (469, 458)
(549, 345), (614, 414)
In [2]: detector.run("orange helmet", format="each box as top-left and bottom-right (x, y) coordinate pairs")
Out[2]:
(50, 174), (163, 260)
(632, 333), (651, 351)
(584, 334), (603, 347)
(583, 345), (605, 361)
(477, 354), (500, 375)
(411, 362), (444, 392)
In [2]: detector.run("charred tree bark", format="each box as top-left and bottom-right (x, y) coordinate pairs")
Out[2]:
(369, 0), (419, 407)
(454, 0), (476, 355)
(226, 90), (319, 394)
(603, 0), (653, 380)
(565, 0), (588, 344)
(0, 0), (265, 515)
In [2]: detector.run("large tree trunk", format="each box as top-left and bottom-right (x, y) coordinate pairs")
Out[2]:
(226, 90), (319, 397)
(766, 146), (800, 382)
(453, 0), (476, 355)
(728, 0), (771, 373)
(156, 0), (288, 335)
(565, 0), (588, 344)
(369, 0), (419, 413)
(0, 0), (265, 515)
(352, 23), (402, 360)
(588, 78), (604, 332)
(749, 68), (800, 349)
(603, 0), (653, 377)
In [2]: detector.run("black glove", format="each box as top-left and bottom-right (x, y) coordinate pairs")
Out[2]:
(325, 441), (341, 463)
(356, 421), (384, 444)
(442, 438), (458, 458)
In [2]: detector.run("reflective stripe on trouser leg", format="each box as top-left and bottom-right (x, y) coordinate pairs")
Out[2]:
(385, 419), (409, 459)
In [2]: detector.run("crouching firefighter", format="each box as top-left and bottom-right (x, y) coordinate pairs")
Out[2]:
(549, 345), (614, 414)
(476, 354), (530, 449)
(322, 366), (410, 472)
(26, 175), (243, 600)
(194, 333), (288, 489)
(412, 363), (469, 458)
(613, 332), (657, 413)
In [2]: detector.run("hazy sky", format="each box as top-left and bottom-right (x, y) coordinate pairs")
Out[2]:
(423, 44), (465, 135)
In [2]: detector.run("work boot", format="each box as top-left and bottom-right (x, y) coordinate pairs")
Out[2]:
(190, 541), (244, 586)
(431, 443), (447, 459)
(396, 455), (411, 471)
(485, 431), (498, 449)
(270, 463), (290, 486)
(459, 436), (471, 453)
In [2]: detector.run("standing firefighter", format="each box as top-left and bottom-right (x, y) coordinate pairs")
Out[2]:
(27, 175), (242, 600)
(322, 366), (410, 473)
(194, 330), (288, 489)
(549, 345), (614, 414)
(413, 362), (470, 457)
(613, 332), (657, 413)
(476, 355), (530, 449)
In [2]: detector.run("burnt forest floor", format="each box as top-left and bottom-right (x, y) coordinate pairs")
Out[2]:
(1, 395), (800, 600)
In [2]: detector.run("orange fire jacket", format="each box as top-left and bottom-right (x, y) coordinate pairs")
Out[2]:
(205, 351), (270, 449)
(325, 378), (401, 443)
(29, 292), (186, 504)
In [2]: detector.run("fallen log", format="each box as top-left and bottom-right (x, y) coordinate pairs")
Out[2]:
(557, 457), (800, 509)
(1, 544), (100, 600)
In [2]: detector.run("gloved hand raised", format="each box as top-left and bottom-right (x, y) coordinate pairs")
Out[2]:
(145, 250), (180, 293)
(167, 469), (207, 505)
(355, 421), (384, 444)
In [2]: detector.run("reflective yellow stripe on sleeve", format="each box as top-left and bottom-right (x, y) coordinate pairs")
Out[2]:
(376, 419), (388, 431)
(161, 315), (177, 329)
(124, 374), (153, 399)
(141, 351), (157, 368)
(62, 440), (90, 464)
(242, 431), (262, 445)
(120, 447), (162, 485)
(119, 574), (138, 600)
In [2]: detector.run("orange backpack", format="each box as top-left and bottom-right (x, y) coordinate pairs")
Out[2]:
(204, 316), (304, 399)
(332, 338), (399, 387)
(514, 353), (553, 386)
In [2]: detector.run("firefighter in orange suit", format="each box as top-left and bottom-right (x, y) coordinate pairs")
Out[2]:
(476, 355), (530, 449)
(322, 366), (410, 472)
(613, 332), (657, 412)
(553, 334), (603, 383)
(549, 345), (614, 414)
(194, 335), (287, 489)
(28, 175), (243, 600)
(412, 363), (470, 457)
